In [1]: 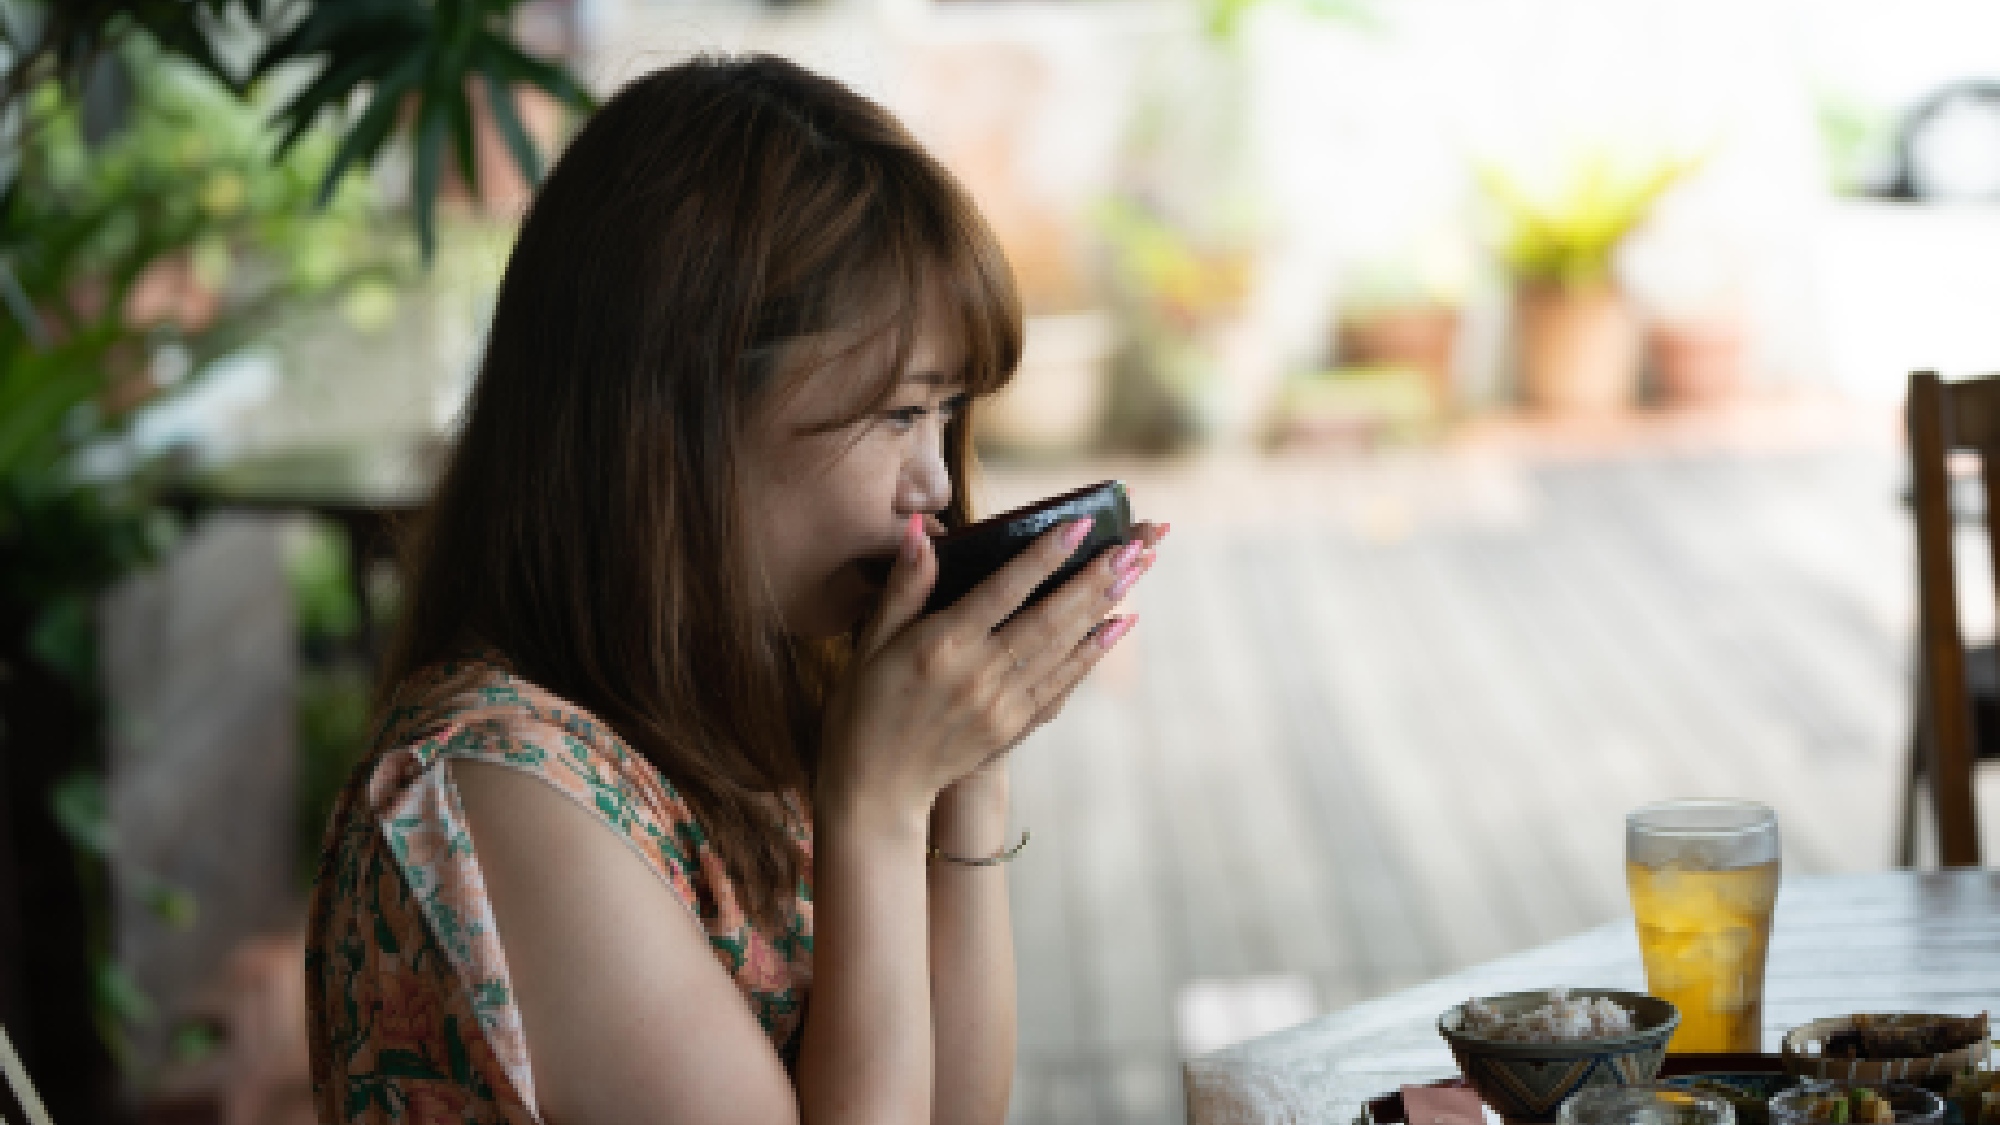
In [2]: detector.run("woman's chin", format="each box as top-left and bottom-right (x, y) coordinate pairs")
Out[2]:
(785, 565), (880, 640)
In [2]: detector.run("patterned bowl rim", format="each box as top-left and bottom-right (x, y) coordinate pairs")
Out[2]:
(1438, 989), (1682, 1055)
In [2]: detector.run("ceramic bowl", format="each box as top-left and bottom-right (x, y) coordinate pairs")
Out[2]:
(1769, 1081), (1946, 1125)
(1780, 1015), (1990, 1084)
(1437, 990), (1681, 1125)
(1662, 1072), (1799, 1125)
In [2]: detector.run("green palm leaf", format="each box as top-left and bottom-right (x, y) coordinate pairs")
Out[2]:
(409, 86), (449, 260)
(482, 69), (542, 187)
(250, 0), (595, 260)
(1477, 146), (1702, 291)
(7, 1), (593, 260)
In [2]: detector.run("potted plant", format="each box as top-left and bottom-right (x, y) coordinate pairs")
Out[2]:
(1095, 196), (1255, 451)
(1268, 364), (1437, 452)
(1333, 238), (1475, 418)
(1649, 314), (1748, 407)
(1479, 147), (1698, 415)
(1622, 230), (1753, 408)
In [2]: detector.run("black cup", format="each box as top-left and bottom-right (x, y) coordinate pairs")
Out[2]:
(926, 480), (1134, 618)
(868, 476), (1136, 616)
(853, 481), (1135, 618)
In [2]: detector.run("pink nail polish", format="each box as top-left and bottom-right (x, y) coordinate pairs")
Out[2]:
(1109, 540), (1143, 573)
(1060, 517), (1093, 550)
(901, 513), (925, 561)
(1097, 614), (1137, 649)
(1108, 558), (1149, 601)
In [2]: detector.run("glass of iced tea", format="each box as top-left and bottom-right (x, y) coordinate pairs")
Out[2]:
(1625, 801), (1780, 1053)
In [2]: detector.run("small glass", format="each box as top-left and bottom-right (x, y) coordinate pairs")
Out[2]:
(1769, 1083), (1946, 1125)
(1625, 801), (1781, 1053)
(1557, 1084), (1735, 1125)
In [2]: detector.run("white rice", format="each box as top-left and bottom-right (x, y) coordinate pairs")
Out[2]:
(1458, 989), (1636, 1043)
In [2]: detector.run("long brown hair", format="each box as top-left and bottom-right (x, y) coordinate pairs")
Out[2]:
(376, 55), (1022, 925)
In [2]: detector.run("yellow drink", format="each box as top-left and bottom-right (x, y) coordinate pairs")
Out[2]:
(1626, 858), (1780, 1053)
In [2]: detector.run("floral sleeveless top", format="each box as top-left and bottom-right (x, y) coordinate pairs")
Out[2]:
(306, 661), (815, 1123)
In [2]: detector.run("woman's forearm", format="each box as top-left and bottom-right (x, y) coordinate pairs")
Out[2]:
(926, 772), (1018, 1125)
(795, 797), (935, 1125)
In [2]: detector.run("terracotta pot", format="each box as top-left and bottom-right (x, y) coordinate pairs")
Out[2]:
(1515, 284), (1641, 416)
(1336, 306), (1460, 415)
(1649, 318), (1747, 406)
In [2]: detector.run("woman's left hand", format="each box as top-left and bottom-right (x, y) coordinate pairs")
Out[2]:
(947, 519), (1170, 786)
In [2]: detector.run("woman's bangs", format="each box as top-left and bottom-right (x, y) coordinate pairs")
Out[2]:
(765, 153), (1022, 433)
(867, 162), (1022, 404)
(933, 204), (1022, 402)
(777, 259), (918, 435)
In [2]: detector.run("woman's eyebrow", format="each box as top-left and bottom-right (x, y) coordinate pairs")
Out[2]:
(904, 370), (961, 387)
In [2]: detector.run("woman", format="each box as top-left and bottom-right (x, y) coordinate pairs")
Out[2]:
(305, 54), (1163, 1125)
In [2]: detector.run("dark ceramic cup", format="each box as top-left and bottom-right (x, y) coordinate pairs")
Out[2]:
(926, 480), (1133, 618)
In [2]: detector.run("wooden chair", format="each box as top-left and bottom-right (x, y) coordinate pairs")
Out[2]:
(1896, 369), (2000, 867)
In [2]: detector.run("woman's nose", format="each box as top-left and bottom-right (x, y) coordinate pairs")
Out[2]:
(903, 441), (952, 514)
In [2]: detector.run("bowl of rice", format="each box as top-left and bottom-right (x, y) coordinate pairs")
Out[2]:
(1437, 989), (1681, 1125)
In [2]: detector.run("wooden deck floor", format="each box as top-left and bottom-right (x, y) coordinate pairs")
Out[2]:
(982, 436), (2000, 1125)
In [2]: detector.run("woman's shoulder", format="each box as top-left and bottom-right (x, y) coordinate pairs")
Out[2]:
(364, 658), (711, 903)
(380, 660), (642, 778)
(314, 655), (817, 1058)
(377, 659), (625, 765)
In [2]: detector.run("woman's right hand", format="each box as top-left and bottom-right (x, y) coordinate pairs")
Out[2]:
(816, 512), (1119, 832)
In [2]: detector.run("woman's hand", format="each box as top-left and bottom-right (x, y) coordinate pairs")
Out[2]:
(943, 519), (1169, 790)
(817, 514), (1161, 829)
(986, 519), (1168, 758)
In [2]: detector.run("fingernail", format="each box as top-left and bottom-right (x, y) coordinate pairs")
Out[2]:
(901, 513), (925, 561)
(1107, 556), (1150, 601)
(1097, 614), (1138, 649)
(1158, 522), (1172, 540)
(1108, 540), (1143, 573)
(1060, 517), (1093, 550)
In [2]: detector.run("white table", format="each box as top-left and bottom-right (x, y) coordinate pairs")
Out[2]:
(1183, 870), (2000, 1125)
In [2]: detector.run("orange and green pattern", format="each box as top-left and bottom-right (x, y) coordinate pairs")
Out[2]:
(306, 662), (815, 1123)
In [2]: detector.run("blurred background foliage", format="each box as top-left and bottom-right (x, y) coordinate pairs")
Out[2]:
(283, 517), (375, 890)
(1, 34), (395, 490)
(0, 0), (590, 1103)
(1477, 146), (1703, 294)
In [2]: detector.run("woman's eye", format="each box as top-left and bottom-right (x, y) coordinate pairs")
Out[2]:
(884, 394), (967, 430)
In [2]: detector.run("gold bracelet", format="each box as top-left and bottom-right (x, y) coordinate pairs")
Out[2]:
(927, 829), (1030, 867)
